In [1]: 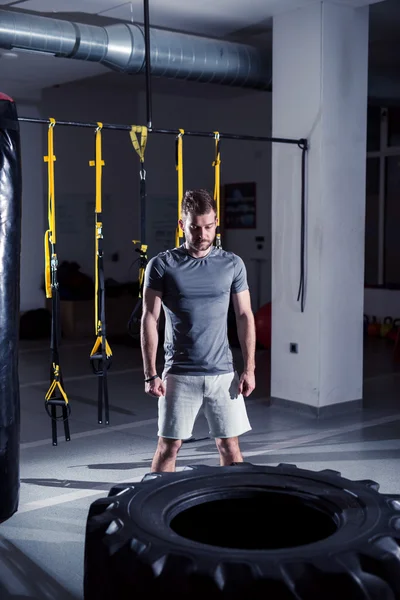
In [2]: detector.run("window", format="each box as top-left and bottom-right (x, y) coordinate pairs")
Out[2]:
(367, 106), (381, 152)
(384, 157), (400, 285)
(365, 106), (400, 287)
(364, 158), (380, 286)
(388, 107), (400, 147)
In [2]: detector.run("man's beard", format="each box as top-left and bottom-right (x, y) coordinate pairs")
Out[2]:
(190, 239), (213, 250)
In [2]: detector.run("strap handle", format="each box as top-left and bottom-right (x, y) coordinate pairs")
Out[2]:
(175, 129), (184, 247)
(213, 131), (222, 249)
(45, 363), (69, 404)
(90, 335), (112, 360)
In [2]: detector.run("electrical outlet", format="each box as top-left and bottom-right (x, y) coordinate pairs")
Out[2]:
(290, 343), (298, 354)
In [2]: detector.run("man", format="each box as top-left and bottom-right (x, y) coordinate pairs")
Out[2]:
(141, 188), (256, 472)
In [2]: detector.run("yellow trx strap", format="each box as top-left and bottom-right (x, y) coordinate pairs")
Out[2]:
(44, 230), (51, 298)
(129, 125), (148, 163)
(44, 118), (56, 298)
(90, 121), (105, 215)
(90, 218), (113, 357)
(43, 119), (70, 442)
(213, 131), (222, 249)
(94, 221), (101, 321)
(89, 122), (105, 333)
(175, 129), (184, 247)
(132, 238), (148, 294)
(129, 125), (148, 298)
(89, 123), (112, 361)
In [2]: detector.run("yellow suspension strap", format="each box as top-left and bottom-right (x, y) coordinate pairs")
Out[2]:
(127, 125), (148, 339)
(43, 118), (71, 446)
(213, 131), (222, 249)
(89, 123), (112, 425)
(175, 129), (185, 247)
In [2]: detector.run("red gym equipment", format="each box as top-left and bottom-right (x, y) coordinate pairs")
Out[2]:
(255, 302), (271, 349)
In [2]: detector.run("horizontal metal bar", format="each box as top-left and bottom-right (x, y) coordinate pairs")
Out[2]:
(17, 116), (306, 146)
(152, 127), (305, 145)
(18, 117), (132, 131)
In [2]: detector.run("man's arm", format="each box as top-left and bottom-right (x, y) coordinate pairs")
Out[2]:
(141, 286), (165, 396)
(232, 289), (256, 396)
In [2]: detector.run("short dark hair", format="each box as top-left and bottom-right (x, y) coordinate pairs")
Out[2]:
(181, 189), (217, 220)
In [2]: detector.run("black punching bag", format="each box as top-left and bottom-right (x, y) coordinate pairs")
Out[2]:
(0, 93), (22, 523)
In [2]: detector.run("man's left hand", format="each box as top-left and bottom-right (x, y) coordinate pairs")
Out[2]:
(238, 370), (256, 397)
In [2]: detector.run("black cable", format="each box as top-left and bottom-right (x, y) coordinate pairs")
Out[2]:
(143, 0), (153, 130)
(127, 163), (148, 338)
(297, 141), (308, 313)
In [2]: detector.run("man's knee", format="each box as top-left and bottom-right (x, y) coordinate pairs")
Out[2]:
(157, 437), (182, 458)
(215, 436), (240, 455)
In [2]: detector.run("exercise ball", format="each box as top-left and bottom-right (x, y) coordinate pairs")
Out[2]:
(255, 302), (271, 349)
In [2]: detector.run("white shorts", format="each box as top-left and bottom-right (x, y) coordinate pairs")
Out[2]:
(157, 371), (252, 440)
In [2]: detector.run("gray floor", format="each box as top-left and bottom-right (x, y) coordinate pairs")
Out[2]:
(1, 336), (400, 598)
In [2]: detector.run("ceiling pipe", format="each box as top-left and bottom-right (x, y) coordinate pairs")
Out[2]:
(0, 9), (272, 90)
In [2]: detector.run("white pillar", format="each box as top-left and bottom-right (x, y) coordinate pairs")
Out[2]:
(271, 2), (369, 415)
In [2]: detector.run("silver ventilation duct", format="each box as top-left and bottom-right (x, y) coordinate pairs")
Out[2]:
(0, 9), (271, 89)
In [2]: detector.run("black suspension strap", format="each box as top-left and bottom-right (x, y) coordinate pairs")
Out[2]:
(175, 129), (185, 247)
(213, 131), (222, 249)
(89, 123), (112, 424)
(127, 126), (148, 339)
(43, 118), (71, 446)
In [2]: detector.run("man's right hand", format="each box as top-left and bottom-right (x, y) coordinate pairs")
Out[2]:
(145, 377), (166, 398)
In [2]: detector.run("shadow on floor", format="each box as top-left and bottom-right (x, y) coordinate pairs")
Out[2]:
(0, 536), (79, 599)
(21, 478), (115, 490)
(76, 462), (151, 471)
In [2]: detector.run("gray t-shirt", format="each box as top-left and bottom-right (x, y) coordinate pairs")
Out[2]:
(144, 245), (248, 375)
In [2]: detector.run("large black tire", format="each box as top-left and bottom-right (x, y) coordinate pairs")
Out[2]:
(84, 463), (400, 599)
